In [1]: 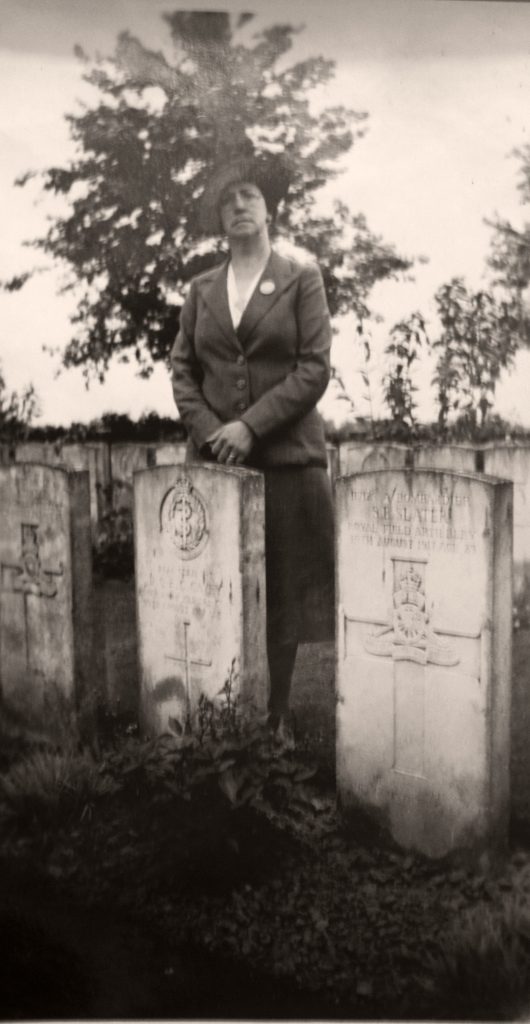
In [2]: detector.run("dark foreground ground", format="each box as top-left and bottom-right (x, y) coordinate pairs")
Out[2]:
(2, 632), (530, 1021)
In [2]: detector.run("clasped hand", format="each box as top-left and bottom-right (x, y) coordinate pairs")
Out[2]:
(206, 420), (254, 465)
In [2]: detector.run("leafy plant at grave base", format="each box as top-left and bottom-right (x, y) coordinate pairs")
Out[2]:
(0, 748), (120, 830)
(421, 899), (530, 1020)
(104, 661), (322, 835)
(382, 311), (428, 439)
(431, 278), (520, 436)
(92, 507), (134, 579)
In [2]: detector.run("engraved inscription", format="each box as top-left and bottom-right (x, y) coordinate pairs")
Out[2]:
(165, 620), (213, 725)
(160, 477), (209, 559)
(347, 485), (477, 556)
(363, 558), (459, 667)
(1, 523), (64, 671)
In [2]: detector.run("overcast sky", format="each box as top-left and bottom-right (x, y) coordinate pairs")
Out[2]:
(2, 0), (530, 427)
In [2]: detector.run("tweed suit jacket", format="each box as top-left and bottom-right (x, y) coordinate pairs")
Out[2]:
(170, 250), (332, 467)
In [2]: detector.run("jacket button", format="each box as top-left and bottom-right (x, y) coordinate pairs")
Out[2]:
(236, 355), (245, 366)
(237, 401), (246, 412)
(236, 379), (247, 390)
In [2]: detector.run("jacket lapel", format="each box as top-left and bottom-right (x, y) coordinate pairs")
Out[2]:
(236, 251), (299, 347)
(197, 261), (237, 347)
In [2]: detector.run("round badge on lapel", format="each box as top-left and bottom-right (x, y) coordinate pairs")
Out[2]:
(259, 280), (275, 295)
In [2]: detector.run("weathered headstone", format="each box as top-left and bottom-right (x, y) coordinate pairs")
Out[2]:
(0, 464), (93, 737)
(413, 444), (477, 473)
(15, 441), (111, 535)
(151, 442), (187, 468)
(482, 444), (530, 596)
(336, 468), (512, 857)
(325, 443), (340, 485)
(0, 443), (13, 467)
(110, 443), (148, 512)
(339, 441), (411, 477)
(134, 464), (267, 735)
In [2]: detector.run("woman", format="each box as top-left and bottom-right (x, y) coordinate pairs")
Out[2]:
(170, 155), (334, 734)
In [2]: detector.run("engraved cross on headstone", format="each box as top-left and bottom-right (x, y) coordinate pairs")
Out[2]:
(342, 555), (479, 779)
(1, 523), (64, 671)
(166, 619), (212, 726)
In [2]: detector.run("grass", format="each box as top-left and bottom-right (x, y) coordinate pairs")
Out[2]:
(0, 748), (119, 829)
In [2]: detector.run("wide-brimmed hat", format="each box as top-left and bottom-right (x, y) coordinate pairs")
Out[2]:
(199, 152), (293, 235)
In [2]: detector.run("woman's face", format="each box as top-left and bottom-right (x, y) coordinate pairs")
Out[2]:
(218, 180), (269, 240)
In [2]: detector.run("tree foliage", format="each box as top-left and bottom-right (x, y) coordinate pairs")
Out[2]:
(431, 278), (520, 431)
(0, 366), (39, 441)
(487, 146), (530, 345)
(382, 312), (428, 436)
(10, 11), (412, 382)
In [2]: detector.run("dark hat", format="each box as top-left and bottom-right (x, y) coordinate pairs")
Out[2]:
(199, 152), (293, 235)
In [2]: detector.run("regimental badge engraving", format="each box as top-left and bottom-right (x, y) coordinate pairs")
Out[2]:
(160, 477), (209, 559)
(363, 559), (459, 666)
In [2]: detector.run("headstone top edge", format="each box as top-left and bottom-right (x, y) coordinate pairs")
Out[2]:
(336, 467), (513, 489)
(0, 462), (89, 481)
(133, 462), (263, 481)
(412, 442), (476, 451)
(340, 441), (411, 451)
(480, 441), (530, 452)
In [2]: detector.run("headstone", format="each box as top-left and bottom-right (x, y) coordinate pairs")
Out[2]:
(152, 443), (187, 468)
(134, 464), (267, 735)
(336, 468), (512, 858)
(413, 444), (477, 473)
(326, 443), (340, 485)
(339, 442), (411, 477)
(110, 443), (153, 511)
(0, 442), (14, 467)
(0, 464), (93, 737)
(15, 441), (111, 535)
(482, 444), (530, 596)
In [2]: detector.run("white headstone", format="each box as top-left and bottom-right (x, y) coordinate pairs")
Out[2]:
(339, 442), (411, 476)
(0, 442), (14, 467)
(413, 444), (477, 473)
(110, 443), (152, 511)
(152, 443), (187, 467)
(134, 464), (267, 735)
(0, 464), (93, 737)
(15, 441), (110, 535)
(482, 444), (530, 596)
(325, 443), (340, 484)
(336, 468), (513, 858)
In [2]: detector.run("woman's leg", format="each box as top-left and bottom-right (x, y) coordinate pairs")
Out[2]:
(266, 638), (298, 728)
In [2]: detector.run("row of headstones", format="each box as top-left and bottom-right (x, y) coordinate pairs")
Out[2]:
(1, 441), (189, 535)
(0, 458), (513, 860)
(5, 440), (530, 594)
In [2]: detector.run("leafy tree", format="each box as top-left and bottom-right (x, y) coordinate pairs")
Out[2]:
(486, 146), (530, 345)
(431, 278), (519, 432)
(488, 147), (530, 290)
(0, 366), (39, 441)
(382, 312), (428, 436)
(8, 11), (412, 383)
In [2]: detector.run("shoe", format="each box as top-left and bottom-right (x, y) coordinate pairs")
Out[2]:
(268, 712), (295, 750)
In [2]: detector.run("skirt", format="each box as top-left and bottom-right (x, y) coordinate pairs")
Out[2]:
(264, 466), (335, 646)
